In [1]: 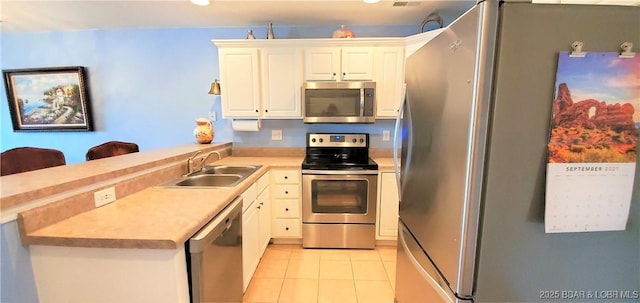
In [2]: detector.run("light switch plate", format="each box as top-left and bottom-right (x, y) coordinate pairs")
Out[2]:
(208, 111), (217, 122)
(272, 129), (283, 141)
(383, 130), (390, 141)
(94, 187), (116, 208)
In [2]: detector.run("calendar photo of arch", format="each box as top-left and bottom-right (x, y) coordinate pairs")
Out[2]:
(545, 51), (638, 233)
(548, 52), (639, 163)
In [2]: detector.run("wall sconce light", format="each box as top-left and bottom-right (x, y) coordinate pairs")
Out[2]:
(208, 79), (221, 95)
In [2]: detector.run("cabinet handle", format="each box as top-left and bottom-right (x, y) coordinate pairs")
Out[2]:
(284, 176), (288, 179)
(257, 206), (261, 209)
(265, 109), (268, 113)
(285, 208), (289, 211)
(255, 109), (259, 113)
(332, 72), (336, 76)
(260, 202), (264, 205)
(285, 191), (289, 194)
(343, 72), (346, 76)
(285, 227), (289, 231)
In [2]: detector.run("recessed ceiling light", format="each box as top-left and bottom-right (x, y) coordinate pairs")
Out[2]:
(364, 0), (381, 3)
(191, 0), (210, 6)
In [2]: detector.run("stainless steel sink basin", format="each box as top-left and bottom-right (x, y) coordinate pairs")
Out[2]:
(196, 165), (259, 176)
(158, 164), (261, 188)
(173, 174), (242, 187)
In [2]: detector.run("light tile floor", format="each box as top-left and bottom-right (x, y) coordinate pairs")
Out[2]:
(243, 244), (397, 303)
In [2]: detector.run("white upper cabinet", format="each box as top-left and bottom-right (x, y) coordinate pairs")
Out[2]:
(341, 47), (375, 81)
(213, 38), (404, 120)
(304, 47), (374, 81)
(218, 48), (261, 119)
(260, 48), (303, 118)
(303, 47), (341, 81)
(374, 47), (405, 118)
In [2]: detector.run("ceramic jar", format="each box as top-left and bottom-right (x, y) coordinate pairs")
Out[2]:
(332, 25), (355, 38)
(194, 118), (214, 144)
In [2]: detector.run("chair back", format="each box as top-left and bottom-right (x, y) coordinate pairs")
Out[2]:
(86, 141), (139, 161)
(1, 147), (66, 176)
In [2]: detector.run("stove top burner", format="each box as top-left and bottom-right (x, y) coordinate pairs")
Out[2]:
(301, 156), (378, 170)
(302, 133), (378, 171)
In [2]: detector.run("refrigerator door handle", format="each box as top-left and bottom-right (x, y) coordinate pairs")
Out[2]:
(393, 85), (407, 202)
(399, 224), (456, 303)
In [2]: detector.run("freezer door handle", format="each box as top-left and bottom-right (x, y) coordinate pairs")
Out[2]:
(393, 85), (407, 203)
(399, 224), (456, 303)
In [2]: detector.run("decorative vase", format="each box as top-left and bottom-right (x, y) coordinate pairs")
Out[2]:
(267, 22), (275, 39)
(247, 29), (256, 39)
(332, 25), (355, 38)
(193, 118), (214, 144)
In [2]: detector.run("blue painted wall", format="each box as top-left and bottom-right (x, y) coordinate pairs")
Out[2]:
(0, 24), (416, 302)
(1, 25), (417, 164)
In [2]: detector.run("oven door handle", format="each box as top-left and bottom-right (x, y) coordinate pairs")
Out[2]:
(302, 169), (379, 175)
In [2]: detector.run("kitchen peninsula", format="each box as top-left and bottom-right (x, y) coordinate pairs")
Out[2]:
(5, 143), (393, 302)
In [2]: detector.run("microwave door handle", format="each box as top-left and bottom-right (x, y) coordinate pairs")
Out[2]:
(359, 88), (365, 117)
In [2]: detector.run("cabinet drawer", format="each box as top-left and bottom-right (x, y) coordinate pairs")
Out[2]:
(273, 199), (300, 218)
(272, 219), (301, 238)
(272, 184), (299, 199)
(271, 170), (300, 184)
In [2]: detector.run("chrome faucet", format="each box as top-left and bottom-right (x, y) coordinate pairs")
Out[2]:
(187, 151), (202, 174)
(199, 151), (222, 171)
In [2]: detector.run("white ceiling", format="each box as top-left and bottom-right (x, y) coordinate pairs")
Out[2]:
(0, 0), (477, 33)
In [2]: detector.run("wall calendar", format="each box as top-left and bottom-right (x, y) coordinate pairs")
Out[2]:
(545, 51), (639, 233)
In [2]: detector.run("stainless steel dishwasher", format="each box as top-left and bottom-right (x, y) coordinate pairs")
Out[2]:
(187, 196), (243, 303)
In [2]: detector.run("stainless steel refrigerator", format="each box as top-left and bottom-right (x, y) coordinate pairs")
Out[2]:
(394, 1), (640, 302)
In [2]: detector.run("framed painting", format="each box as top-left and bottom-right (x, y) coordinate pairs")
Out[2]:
(2, 66), (94, 131)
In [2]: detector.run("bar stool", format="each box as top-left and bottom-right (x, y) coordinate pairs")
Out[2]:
(86, 141), (139, 161)
(1, 147), (66, 176)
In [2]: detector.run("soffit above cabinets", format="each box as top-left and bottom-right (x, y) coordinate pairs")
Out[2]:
(0, 0), (475, 33)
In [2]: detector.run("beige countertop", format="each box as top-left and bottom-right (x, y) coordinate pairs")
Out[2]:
(19, 155), (394, 250)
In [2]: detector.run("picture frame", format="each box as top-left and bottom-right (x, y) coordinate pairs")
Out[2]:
(3, 66), (94, 132)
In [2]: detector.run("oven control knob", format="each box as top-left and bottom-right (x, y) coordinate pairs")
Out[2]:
(311, 138), (316, 143)
(360, 138), (364, 143)
(352, 138), (357, 143)
(319, 138), (324, 143)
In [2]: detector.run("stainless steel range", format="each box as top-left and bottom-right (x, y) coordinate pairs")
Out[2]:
(301, 133), (378, 249)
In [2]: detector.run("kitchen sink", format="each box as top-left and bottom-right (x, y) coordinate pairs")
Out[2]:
(158, 164), (261, 188)
(173, 174), (242, 187)
(194, 165), (260, 176)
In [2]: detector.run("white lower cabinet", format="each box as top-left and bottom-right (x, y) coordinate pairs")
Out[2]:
(270, 169), (302, 239)
(257, 182), (272, 253)
(242, 172), (271, 292)
(377, 171), (400, 240)
(242, 195), (259, 292)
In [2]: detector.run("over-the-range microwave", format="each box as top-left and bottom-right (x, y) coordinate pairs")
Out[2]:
(302, 81), (375, 123)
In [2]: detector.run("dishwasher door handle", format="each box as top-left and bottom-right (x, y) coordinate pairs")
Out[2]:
(189, 196), (243, 254)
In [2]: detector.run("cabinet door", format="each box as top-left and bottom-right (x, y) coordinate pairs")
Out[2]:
(219, 48), (261, 118)
(378, 172), (400, 239)
(304, 47), (340, 81)
(341, 47), (374, 81)
(242, 202), (259, 292)
(375, 47), (405, 118)
(261, 48), (303, 118)
(257, 187), (272, 254)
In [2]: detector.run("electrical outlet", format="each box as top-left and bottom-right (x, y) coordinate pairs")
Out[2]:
(208, 111), (217, 122)
(94, 187), (116, 208)
(272, 129), (283, 141)
(383, 130), (391, 141)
